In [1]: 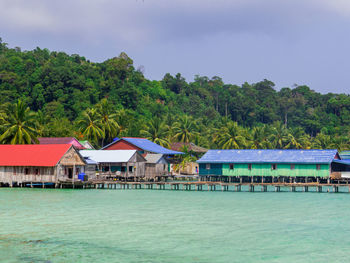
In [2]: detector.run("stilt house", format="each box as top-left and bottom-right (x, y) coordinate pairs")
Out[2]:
(80, 150), (146, 180)
(144, 154), (169, 178)
(0, 144), (86, 186)
(197, 149), (349, 181)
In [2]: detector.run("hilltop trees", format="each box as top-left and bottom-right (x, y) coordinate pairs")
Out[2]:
(0, 40), (349, 151)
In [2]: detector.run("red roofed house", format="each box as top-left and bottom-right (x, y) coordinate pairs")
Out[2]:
(0, 144), (86, 187)
(38, 137), (85, 150)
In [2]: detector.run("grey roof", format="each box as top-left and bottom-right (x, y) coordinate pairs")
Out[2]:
(144, 154), (165, 164)
(80, 150), (137, 163)
(197, 149), (339, 164)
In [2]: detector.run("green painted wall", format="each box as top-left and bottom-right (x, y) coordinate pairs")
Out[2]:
(199, 163), (223, 176)
(222, 163), (330, 177)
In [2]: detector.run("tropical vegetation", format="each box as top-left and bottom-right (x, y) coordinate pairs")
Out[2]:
(0, 38), (349, 152)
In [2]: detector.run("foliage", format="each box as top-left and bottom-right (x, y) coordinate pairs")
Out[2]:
(0, 40), (349, 151)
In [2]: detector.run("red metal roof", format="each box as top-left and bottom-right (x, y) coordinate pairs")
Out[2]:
(0, 144), (72, 167)
(38, 137), (85, 149)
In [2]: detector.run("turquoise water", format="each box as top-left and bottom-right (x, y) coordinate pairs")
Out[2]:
(1, 188), (350, 263)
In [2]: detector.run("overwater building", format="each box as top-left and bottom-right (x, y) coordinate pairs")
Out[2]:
(197, 149), (350, 182)
(0, 144), (86, 186)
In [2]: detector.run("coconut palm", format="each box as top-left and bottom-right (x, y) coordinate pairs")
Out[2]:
(172, 115), (199, 143)
(0, 99), (39, 144)
(77, 108), (104, 145)
(312, 133), (333, 149)
(214, 121), (246, 149)
(330, 136), (349, 152)
(269, 121), (289, 149)
(249, 125), (272, 149)
(284, 127), (310, 149)
(140, 118), (170, 147)
(97, 98), (119, 145)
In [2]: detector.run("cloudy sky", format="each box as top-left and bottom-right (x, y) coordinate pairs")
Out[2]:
(1, 0), (350, 93)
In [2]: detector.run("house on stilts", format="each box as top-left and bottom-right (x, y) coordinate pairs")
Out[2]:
(0, 144), (86, 187)
(197, 149), (350, 183)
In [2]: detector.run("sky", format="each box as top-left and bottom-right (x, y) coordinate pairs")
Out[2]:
(1, 0), (350, 94)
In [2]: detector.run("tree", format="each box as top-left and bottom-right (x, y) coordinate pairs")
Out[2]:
(270, 121), (289, 149)
(96, 98), (119, 146)
(0, 100), (39, 144)
(172, 115), (199, 143)
(77, 108), (104, 146)
(214, 121), (246, 149)
(140, 118), (170, 147)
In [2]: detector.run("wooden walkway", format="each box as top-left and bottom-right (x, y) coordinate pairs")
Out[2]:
(2, 180), (350, 193)
(83, 181), (350, 193)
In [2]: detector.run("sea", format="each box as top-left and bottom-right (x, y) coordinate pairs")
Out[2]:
(0, 188), (350, 263)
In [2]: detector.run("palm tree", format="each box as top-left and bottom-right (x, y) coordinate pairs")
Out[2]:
(249, 125), (272, 149)
(284, 127), (310, 149)
(97, 99), (119, 145)
(172, 115), (199, 143)
(0, 99), (39, 144)
(115, 108), (131, 136)
(330, 136), (349, 152)
(214, 121), (246, 149)
(269, 121), (289, 149)
(77, 108), (104, 145)
(312, 133), (333, 149)
(140, 118), (170, 147)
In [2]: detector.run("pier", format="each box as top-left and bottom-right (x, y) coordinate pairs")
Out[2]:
(28, 180), (350, 193)
(1, 178), (350, 193)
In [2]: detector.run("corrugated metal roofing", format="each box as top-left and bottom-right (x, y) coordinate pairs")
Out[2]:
(339, 151), (350, 160)
(144, 154), (165, 163)
(197, 149), (338, 164)
(103, 137), (183, 155)
(39, 137), (85, 149)
(333, 159), (350, 165)
(0, 144), (72, 167)
(80, 150), (137, 163)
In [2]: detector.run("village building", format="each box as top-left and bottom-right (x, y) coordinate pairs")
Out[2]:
(102, 137), (183, 156)
(38, 137), (85, 150)
(197, 149), (350, 182)
(0, 144), (86, 187)
(144, 154), (169, 179)
(80, 150), (146, 181)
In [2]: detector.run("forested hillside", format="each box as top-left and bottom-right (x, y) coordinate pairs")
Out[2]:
(0, 38), (349, 150)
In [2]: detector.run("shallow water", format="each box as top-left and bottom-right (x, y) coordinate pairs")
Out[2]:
(0, 188), (349, 262)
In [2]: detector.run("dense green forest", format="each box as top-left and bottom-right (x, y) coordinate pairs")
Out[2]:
(0, 38), (350, 151)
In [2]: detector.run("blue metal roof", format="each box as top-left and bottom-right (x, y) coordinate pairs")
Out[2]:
(197, 149), (338, 164)
(103, 137), (183, 155)
(339, 151), (350, 160)
(332, 159), (350, 165)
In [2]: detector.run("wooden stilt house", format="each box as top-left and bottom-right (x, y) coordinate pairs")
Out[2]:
(80, 150), (146, 180)
(0, 144), (86, 186)
(197, 149), (346, 181)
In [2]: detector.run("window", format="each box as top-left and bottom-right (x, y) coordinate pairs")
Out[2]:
(271, 164), (277, 170)
(121, 166), (126, 172)
(316, 164), (321, 170)
(290, 164), (295, 170)
(25, 168), (29, 175)
(206, 164), (210, 170)
(248, 164), (252, 170)
(229, 164), (234, 170)
(129, 166), (133, 172)
(35, 168), (39, 175)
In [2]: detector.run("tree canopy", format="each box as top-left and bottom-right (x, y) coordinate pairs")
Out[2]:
(0, 39), (349, 151)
